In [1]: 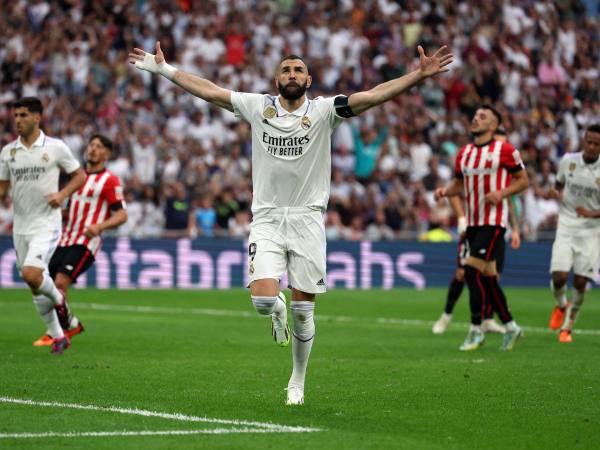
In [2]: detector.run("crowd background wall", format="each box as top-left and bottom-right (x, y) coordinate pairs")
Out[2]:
(0, 0), (598, 242)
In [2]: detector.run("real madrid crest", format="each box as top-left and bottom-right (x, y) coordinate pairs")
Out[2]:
(263, 105), (277, 119)
(301, 116), (311, 130)
(569, 163), (576, 171)
(10, 147), (16, 162)
(42, 153), (49, 162)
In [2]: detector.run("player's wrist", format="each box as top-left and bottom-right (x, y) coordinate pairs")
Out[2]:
(457, 216), (467, 234)
(158, 61), (177, 80)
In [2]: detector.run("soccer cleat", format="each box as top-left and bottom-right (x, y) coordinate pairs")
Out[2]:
(432, 313), (452, 334)
(50, 336), (70, 355)
(65, 322), (85, 340)
(549, 301), (570, 330)
(285, 384), (304, 406)
(33, 334), (53, 347)
(459, 327), (485, 351)
(481, 318), (506, 334)
(501, 326), (523, 351)
(54, 290), (72, 330)
(271, 292), (290, 347)
(558, 329), (573, 343)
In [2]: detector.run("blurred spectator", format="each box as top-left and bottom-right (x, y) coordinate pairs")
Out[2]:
(0, 0), (598, 242)
(164, 182), (190, 238)
(189, 194), (216, 238)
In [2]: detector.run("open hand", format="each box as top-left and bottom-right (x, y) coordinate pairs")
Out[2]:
(128, 41), (166, 72)
(418, 45), (453, 78)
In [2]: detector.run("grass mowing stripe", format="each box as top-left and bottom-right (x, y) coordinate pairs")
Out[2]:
(4, 300), (598, 336)
(0, 397), (322, 433)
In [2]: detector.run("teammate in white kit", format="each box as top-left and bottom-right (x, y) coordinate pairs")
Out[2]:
(547, 124), (600, 343)
(129, 41), (453, 405)
(0, 97), (85, 355)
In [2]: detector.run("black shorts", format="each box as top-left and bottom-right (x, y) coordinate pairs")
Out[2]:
(457, 232), (506, 273)
(466, 225), (506, 268)
(49, 245), (95, 282)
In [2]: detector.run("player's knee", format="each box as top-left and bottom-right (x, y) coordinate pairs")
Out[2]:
(551, 272), (568, 288)
(291, 301), (315, 339)
(251, 296), (277, 315)
(573, 276), (588, 292)
(21, 267), (43, 289)
(455, 269), (465, 283)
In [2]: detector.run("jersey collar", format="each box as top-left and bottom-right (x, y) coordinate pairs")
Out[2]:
(274, 96), (309, 117)
(16, 130), (46, 150)
(580, 152), (600, 168)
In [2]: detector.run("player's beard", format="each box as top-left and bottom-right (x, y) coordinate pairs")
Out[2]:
(278, 80), (307, 100)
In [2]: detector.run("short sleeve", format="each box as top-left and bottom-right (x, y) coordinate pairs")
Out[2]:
(319, 96), (347, 129)
(555, 156), (568, 184)
(0, 148), (9, 180)
(454, 147), (465, 179)
(57, 141), (81, 174)
(499, 142), (525, 173)
(102, 175), (126, 209)
(230, 92), (264, 122)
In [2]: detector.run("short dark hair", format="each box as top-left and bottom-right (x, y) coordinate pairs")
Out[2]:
(12, 97), (43, 114)
(279, 54), (307, 67)
(89, 134), (113, 151)
(586, 124), (600, 135)
(479, 104), (502, 126)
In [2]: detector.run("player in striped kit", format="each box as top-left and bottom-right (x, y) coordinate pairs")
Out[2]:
(129, 41), (452, 404)
(33, 134), (128, 347)
(435, 105), (529, 351)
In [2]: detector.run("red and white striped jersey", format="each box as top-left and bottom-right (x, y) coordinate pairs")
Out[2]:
(455, 140), (524, 228)
(59, 169), (125, 255)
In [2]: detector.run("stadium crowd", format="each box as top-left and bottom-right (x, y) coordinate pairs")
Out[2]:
(0, 0), (598, 241)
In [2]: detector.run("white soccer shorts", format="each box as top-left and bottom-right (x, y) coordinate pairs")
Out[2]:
(247, 208), (327, 294)
(13, 229), (61, 271)
(550, 231), (600, 280)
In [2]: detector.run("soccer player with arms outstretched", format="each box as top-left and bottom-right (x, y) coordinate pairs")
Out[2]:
(129, 41), (452, 404)
(0, 97), (85, 354)
(547, 124), (600, 343)
(33, 134), (128, 347)
(435, 105), (529, 352)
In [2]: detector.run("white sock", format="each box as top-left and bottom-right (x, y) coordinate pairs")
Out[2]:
(251, 295), (286, 318)
(36, 273), (63, 305)
(505, 320), (518, 332)
(564, 289), (585, 330)
(470, 324), (481, 332)
(289, 301), (315, 388)
(33, 295), (64, 339)
(551, 280), (567, 308)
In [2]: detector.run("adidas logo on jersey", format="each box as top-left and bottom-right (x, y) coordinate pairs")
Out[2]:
(316, 278), (325, 287)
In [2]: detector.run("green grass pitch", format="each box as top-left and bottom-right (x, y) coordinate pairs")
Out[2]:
(1, 287), (599, 449)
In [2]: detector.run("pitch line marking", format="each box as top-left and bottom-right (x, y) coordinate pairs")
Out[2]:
(0, 429), (291, 439)
(0, 397), (322, 437)
(2, 300), (600, 336)
(77, 301), (600, 336)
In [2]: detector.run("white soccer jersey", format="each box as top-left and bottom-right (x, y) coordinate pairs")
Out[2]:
(556, 152), (600, 235)
(0, 131), (80, 234)
(230, 93), (345, 213)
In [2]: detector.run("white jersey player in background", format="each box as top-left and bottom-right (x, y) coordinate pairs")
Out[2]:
(0, 97), (85, 355)
(129, 41), (452, 405)
(548, 124), (600, 343)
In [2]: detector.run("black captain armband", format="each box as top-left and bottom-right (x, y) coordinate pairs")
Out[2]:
(109, 201), (125, 212)
(334, 95), (356, 118)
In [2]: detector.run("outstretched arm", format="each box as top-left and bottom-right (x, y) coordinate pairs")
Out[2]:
(128, 41), (234, 112)
(348, 45), (453, 115)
